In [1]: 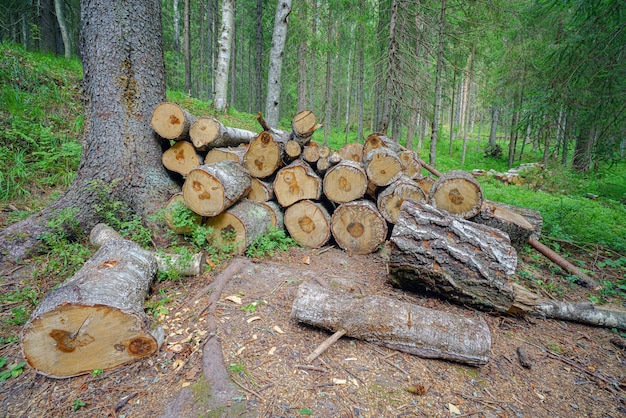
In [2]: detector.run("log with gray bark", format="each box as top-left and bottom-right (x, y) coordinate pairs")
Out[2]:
(21, 239), (163, 378)
(189, 117), (257, 151)
(291, 282), (492, 366)
(389, 200), (517, 312)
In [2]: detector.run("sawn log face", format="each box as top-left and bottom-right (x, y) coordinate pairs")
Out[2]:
(389, 200), (517, 312)
(291, 282), (492, 366)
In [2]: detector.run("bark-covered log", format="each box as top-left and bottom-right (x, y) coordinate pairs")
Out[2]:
(291, 282), (491, 366)
(258, 200), (284, 229)
(189, 117), (257, 151)
(161, 140), (203, 176)
(248, 177), (275, 202)
(470, 200), (535, 252)
(204, 146), (247, 165)
(428, 170), (483, 219)
(377, 176), (427, 224)
(488, 200), (543, 240)
(363, 147), (403, 187)
(389, 200), (517, 312)
(243, 131), (284, 178)
(89, 223), (206, 277)
(21, 240), (162, 378)
(323, 160), (368, 204)
(511, 284), (626, 330)
(204, 199), (272, 254)
(182, 161), (251, 217)
(163, 192), (204, 234)
(284, 200), (331, 248)
(273, 160), (322, 207)
(331, 200), (388, 255)
(150, 102), (197, 141)
(338, 142), (364, 162)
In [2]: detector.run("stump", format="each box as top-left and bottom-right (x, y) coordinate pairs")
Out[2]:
(204, 199), (273, 254)
(182, 161), (251, 217)
(284, 200), (331, 248)
(389, 200), (517, 312)
(291, 282), (491, 366)
(377, 176), (427, 224)
(273, 160), (322, 207)
(161, 140), (203, 176)
(150, 102), (197, 141)
(243, 131), (283, 178)
(189, 117), (256, 151)
(323, 160), (368, 204)
(364, 147), (403, 187)
(21, 240), (162, 378)
(331, 200), (388, 255)
(428, 170), (483, 219)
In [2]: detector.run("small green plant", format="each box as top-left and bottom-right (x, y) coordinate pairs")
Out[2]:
(156, 247), (195, 282)
(241, 300), (266, 314)
(72, 399), (86, 411)
(246, 227), (297, 258)
(0, 358), (26, 381)
(145, 289), (172, 317)
(91, 369), (103, 377)
(299, 408), (314, 415)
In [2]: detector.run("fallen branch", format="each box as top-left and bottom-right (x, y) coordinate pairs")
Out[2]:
(305, 329), (347, 363)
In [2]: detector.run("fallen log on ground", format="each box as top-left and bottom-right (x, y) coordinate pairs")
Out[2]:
(291, 281), (492, 366)
(189, 117), (256, 151)
(377, 176), (426, 224)
(21, 239), (163, 378)
(389, 199), (517, 312)
(470, 200), (535, 252)
(89, 223), (206, 277)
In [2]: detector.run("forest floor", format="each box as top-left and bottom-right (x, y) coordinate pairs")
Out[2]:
(1, 243), (625, 418)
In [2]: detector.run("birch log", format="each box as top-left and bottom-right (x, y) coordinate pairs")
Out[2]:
(291, 282), (491, 366)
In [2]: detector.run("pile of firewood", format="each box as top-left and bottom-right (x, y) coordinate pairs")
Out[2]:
(151, 102), (493, 255)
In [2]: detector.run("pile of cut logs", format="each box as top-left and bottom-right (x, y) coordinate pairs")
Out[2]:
(152, 102), (496, 255)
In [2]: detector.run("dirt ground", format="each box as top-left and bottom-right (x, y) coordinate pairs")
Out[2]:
(1, 244), (625, 418)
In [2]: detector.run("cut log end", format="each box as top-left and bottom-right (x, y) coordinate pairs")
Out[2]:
(429, 170), (483, 219)
(323, 160), (368, 204)
(243, 131), (282, 178)
(331, 200), (387, 255)
(22, 305), (159, 378)
(150, 102), (196, 141)
(284, 200), (331, 248)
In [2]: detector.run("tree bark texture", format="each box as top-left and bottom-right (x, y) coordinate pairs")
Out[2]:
(264, 0), (292, 127)
(182, 161), (251, 217)
(470, 200), (535, 252)
(389, 200), (517, 312)
(21, 239), (162, 378)
(0, 0), (178, 262)
(291, 282), (492, 366)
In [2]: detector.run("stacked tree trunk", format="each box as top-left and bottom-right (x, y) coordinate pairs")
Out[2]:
(153, 104), (492, 256)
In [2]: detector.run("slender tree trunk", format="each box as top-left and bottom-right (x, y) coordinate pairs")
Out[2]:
(0, 0), (177, 263)
(230, 1), (237, 107)
(489, 105), (498, 147)
(264, 0), (292, 127)
(508, 91), (521, 168)
(357, 27), (365, 142)
(54, 0), (71, 58)
(184, 0), (191, 94)
(308, 0), (317, 110)
(561, 110), (570, 166)
(380, 0), (399, 135)
(173, 0), (180, 52)
(461, 45), (474, 166)
(255, 0), (263, 112)
(323, 6), (334, 146)
(573, 125), (594, 172)
(448, 68), (457, 155)
(297, 8), (308, 112)
(430, 0), (446, 166)
(214, 0), (234, 111)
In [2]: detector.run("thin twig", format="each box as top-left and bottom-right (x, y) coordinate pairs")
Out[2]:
(306, 329), (347, 363)
(232, 378), (266, 401)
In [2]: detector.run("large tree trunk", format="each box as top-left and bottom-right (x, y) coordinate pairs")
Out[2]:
(291, 282), (492, 366)
(213, 0), (234, 111)
(0, 0), (178, 263)
(21, 239), (162, 378)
